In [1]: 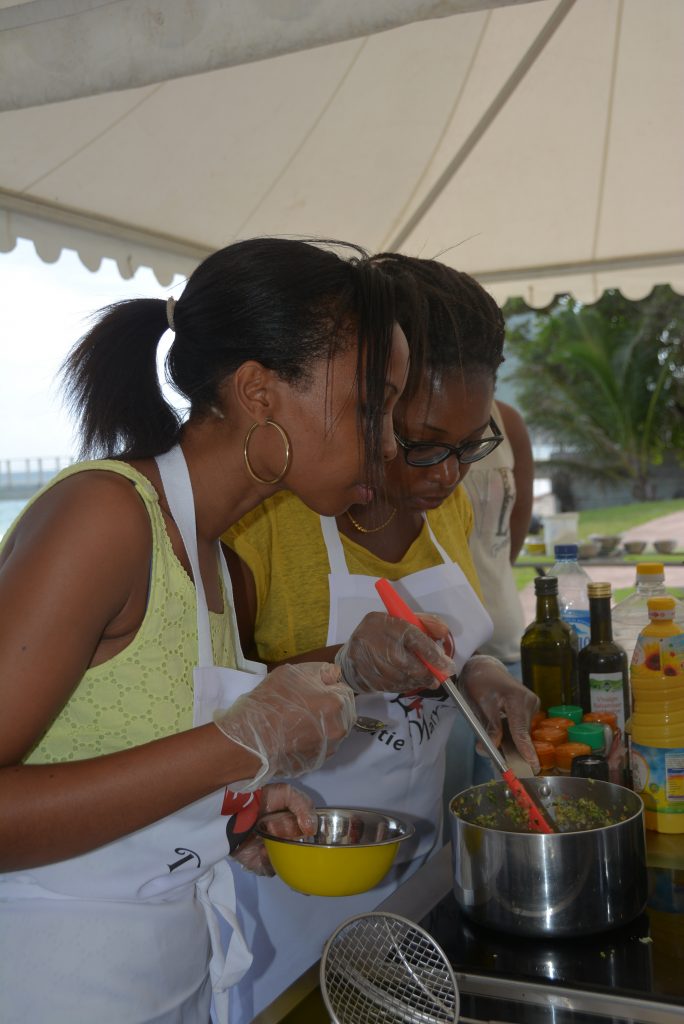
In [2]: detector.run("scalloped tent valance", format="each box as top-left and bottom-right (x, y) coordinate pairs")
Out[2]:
(1, 0), (682, 307)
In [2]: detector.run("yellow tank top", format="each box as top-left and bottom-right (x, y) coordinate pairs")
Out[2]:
(224, 489), (479, 664)
(0, 461), (238, 764)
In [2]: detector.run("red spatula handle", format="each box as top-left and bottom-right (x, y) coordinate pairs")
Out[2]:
(502, 770), (554, 834)
(374, 578), (450, 683)
(377, 578), (556, 836)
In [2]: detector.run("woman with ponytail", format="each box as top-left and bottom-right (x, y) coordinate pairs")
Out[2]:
(0, 238), (454, 1024)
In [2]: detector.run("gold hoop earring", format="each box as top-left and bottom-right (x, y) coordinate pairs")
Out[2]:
(243, 419), (291, 485)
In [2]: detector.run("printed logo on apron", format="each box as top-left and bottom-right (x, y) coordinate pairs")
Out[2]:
(226, 512), (494, 1024)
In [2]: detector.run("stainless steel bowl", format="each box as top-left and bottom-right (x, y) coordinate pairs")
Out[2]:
(312, 808), (414, 846)
(255, 808), (415, 897)
(449, 777), (647, 937)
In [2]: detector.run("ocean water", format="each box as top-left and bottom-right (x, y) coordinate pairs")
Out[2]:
(0, 499), (27, 540)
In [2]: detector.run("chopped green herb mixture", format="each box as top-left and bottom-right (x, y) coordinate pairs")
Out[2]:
(453, 790), (631, 834)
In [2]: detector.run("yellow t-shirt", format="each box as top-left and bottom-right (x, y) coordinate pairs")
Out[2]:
(224, 489), (480, 664)
(0, 461), (237, 763)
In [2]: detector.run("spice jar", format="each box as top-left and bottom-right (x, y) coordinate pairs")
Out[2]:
(568, 721), (612, 756)
(531, 710), (548, 732)
(533, 740), (557, 776)
(571, 753), (610, 781)
(533, 725), (567, 747)
(548, 704), (584, 725)
(541, 716), (575, 733)
(583, 711), (618, 735)
(555, 741), (592, 774)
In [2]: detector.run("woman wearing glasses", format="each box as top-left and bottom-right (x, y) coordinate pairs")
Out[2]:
(221, 255), (538, 1024)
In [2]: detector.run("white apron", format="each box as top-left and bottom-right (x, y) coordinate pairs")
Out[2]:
(227, 514), (492, 1024)
(0, 446), (267, 1024)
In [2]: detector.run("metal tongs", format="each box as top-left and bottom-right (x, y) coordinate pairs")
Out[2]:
(375, 578), (556, 835)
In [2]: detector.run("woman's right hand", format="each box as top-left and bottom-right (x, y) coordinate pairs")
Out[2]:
(213, 663), (356, 790)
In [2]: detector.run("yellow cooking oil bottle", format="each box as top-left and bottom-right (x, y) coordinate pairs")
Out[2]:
(630, 596), (684, 833)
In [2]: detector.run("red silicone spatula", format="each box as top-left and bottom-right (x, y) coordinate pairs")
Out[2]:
(375, 577), (556, 835)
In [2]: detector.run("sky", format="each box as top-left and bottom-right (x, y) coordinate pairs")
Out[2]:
(0, 237), (550, 492)
(0, 239), (184, 462)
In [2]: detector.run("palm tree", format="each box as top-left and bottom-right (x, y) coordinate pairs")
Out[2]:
(503, 287), (684, 501)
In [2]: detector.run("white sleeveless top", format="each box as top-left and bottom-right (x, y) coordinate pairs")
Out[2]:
(463, 401), (526, 663)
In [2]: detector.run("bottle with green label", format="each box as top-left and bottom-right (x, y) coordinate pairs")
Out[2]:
(578, 581), (630, 785)
(578, 582), (630, 732)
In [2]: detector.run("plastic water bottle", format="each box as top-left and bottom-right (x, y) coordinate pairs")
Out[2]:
(612, 563), (684, 666)
(551, 544), (592, 650)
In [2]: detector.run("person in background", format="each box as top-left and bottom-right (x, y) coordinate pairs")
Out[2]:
(442, 399), (534, 804)
(0, 237), (458, 1024)
(463, 399), (534, 679)
(222, 253), (539, 1024)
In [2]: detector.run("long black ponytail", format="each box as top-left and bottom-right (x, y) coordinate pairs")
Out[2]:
(61, 238), (405, 478)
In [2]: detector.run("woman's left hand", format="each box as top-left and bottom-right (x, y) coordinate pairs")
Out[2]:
(230, 783), (317, 876)
(459, 655), (541, 773)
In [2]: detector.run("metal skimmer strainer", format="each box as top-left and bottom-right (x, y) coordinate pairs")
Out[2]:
(320, 912), (459, 1024)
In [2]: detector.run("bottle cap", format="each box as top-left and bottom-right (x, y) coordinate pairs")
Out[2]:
(567, 722), (606, 750)
(571, 754), (609, 781)
(636, 562), (665, 577)
(534, 575), (558, 595)
(647, 596), (676, 618)
(548, 704), (584, 724)
(587, 581), (612, 598)
(541, 716), (575, 731)
(554, 544), (578, 559)
(555, 742), (592, 772)
(583, 711), (618, 735)
(532, 725), (568, 746)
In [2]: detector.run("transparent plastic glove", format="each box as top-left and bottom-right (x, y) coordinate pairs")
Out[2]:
(231, 783), (318, 876)
(213, 662), (355, 791)
(459, 654), (541, 773)
(335, 611), (457, 694)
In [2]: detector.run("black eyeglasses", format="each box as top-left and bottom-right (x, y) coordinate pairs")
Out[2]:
(394, 416), (504, 467)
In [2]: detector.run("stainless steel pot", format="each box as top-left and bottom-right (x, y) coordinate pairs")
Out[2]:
(449, 776), (647, 937)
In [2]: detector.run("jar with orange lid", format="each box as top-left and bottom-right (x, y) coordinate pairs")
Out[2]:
(547, 704), (583, 725)
(583, 711), (618, 735)
(532, 724), (567, 747)
(531, 710), (547, 732)
(555, 741), (592, 774)
(533, 740), (557, 776)
(541, 716), (575, 733)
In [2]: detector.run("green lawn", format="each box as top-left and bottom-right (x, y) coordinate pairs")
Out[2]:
(574, 499), (684, 539)
(514, 498), (684, 594)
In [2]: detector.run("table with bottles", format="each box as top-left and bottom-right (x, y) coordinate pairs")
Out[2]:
(521, 551), (684, 815)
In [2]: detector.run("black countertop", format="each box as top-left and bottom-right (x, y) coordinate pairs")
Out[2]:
(422, 831), (684, 1023)
(263, 832), (684, 1024)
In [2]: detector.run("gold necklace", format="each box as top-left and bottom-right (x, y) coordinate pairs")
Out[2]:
(345, 506), (397, 534)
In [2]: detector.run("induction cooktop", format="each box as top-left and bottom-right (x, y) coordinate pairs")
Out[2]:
(420, 856), (684, 1024)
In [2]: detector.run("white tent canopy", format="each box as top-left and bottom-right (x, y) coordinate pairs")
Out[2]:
(1, 0), (682, 307)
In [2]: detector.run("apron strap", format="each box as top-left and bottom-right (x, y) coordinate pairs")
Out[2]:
(423, 513), (451, 564)
(320, 515), (349, 575)
(216, 543), (250, 673)
(155, 446), (214, 667)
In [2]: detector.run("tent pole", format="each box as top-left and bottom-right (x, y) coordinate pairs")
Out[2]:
(388, 0), (577, 250)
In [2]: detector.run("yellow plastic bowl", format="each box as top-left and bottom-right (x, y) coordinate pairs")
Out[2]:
(256, 808), (414, 897)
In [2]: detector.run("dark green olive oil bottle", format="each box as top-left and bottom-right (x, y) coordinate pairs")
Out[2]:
(521, 575), (579, 711)
(578, 581), (630, 732)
